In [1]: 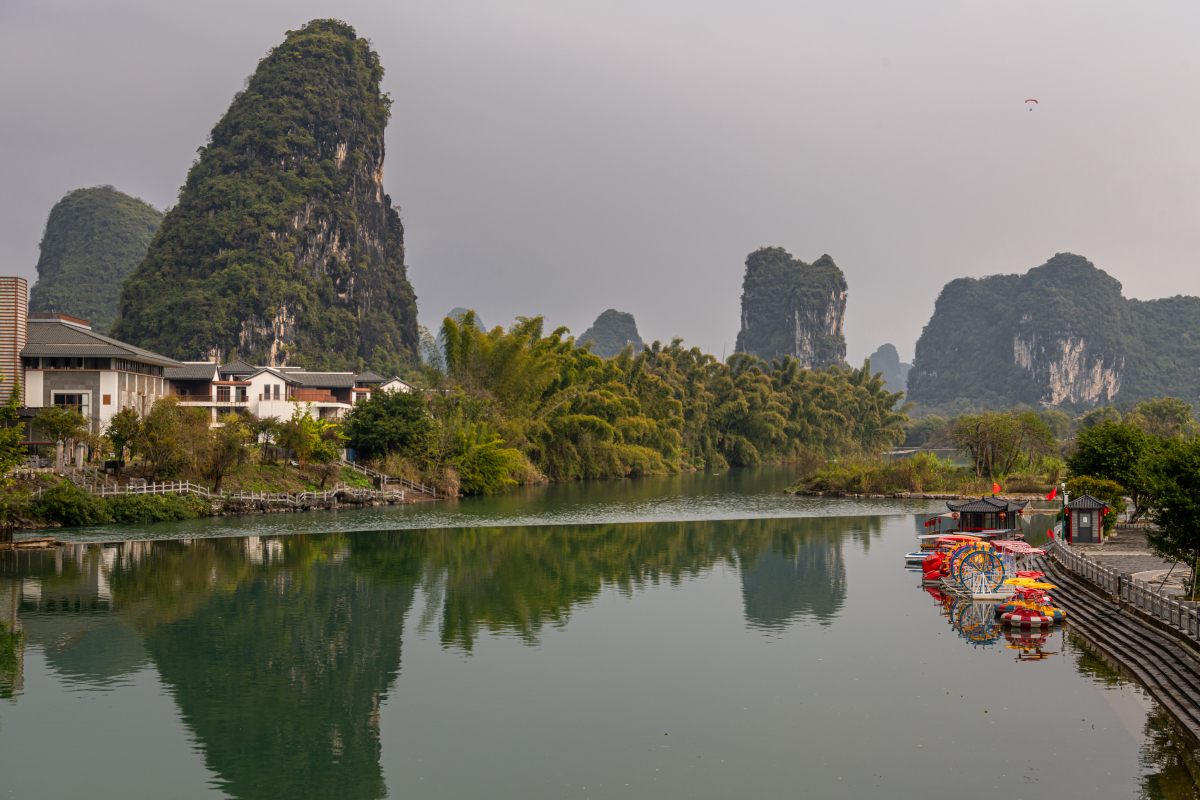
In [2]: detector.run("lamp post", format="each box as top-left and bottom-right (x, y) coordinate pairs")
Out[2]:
(1061, 481), (1069, 545)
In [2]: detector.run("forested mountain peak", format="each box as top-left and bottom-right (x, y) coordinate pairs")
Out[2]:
(110, 19), (418, 375)
(30, 186), (162, 335)
(735, 247), (847, 368)
(908, 252), (1200, 410)
(579, 309), (644, 358)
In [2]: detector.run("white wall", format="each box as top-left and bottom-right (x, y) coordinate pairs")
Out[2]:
(23, 368), (41, 407)
(99, 372), (118, 426)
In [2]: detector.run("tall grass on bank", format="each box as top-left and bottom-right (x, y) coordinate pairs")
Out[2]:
(797, 453), (988, 495)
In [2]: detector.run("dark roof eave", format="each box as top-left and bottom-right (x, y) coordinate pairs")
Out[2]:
(946, 497), (1030, 514)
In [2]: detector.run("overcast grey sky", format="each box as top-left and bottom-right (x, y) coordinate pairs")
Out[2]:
(2, 1), (1198, 363)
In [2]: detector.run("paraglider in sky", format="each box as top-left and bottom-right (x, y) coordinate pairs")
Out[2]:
(1025, 99), (1038, 111)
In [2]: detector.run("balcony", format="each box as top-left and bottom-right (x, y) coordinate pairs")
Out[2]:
(292, 389), (335, 403)
(173, 394), (248, 406)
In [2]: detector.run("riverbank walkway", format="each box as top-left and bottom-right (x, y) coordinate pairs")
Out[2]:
(1036, 541), (1200, 744)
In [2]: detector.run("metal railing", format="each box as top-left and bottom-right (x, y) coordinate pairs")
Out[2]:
(1047, 537), (1200, 643)
(173, 395), (249, 405)
(340, 459), (438, 497)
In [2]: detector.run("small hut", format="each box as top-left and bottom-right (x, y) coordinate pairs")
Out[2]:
(946, 496), (1029, 533)
(1064, 493), (1110, 544)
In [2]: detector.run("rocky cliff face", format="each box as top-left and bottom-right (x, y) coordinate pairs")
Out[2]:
(735, 248), (847, 369)
(908, 253), (1138, 409)
(111, 20), (417, 375)
(30, 186), (162, 334)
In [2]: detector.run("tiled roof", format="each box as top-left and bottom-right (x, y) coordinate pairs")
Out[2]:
(1066, 493), (1110, 510)
(219, 359), (257, 376)
(165, 362), (219, 380)
(290, 372), (355, 389)
(23, 320), (180, 367)
(355, 370), (386, 383)
(945, 496), (1029, 514)
(247, 367), (301, 385)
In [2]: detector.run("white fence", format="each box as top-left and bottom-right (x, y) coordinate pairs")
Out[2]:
(17, 467), (407, 507)
(1047, 537), (1200, 642)
(340, 459), (439, 497)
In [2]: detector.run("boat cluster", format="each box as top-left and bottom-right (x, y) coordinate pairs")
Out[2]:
(907, 532), (1067, 629)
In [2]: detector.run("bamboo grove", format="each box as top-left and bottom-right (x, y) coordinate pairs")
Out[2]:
(372, 312), (909, 490)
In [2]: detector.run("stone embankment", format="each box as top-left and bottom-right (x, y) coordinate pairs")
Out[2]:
(789, 489), (1053, 502)
(1036, 554), (1200, 745)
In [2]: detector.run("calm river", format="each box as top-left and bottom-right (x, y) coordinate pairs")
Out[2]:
(1, 467), (1196, 799)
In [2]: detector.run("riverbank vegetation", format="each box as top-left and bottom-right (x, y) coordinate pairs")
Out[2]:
(341, 312), (911, 494)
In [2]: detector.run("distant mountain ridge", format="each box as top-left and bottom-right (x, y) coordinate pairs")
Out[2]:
(908, 252), (1200, 409)
(30, 186), (162, 335)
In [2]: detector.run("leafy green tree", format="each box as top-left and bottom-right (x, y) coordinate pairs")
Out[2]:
(247, 413), (281, 463)
(35, 406), (86, 471)
(138, 397), (204, 479)
(1039, 409), (1072, 440)
(451, 420), (519, 495)
(0, 379), (27, 519)
(343, 390), (432, 460)
(949, 411), (1055, 478)
(1140, 436), (1200, 596)
(200, 413), (248, 492)
(1127, 397), (1194, 439)
(1068, 420), (1157, 519)
(106, 408), (141, 469)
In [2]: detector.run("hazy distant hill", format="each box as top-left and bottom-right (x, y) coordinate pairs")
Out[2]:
(110, 19), (417, 375)
(908, 252), (1200, 409)
(579, 309), (643, 358)
(29, 186), (162, 335)
(866, 344), (910, 393)
(734, 247), (847, 369)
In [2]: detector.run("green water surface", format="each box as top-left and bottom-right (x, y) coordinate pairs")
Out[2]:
(0, 468), (1195, 799)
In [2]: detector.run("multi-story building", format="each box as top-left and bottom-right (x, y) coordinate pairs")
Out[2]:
(0, 279), (418, 454)
(165, 362), (415, 422)
(0, 277), (27, 403)
(22, 312), (179, 428)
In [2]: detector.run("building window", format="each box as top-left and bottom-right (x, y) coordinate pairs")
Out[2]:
(113, 359), (164, 377)
(22, 357), (38, 369)
(53, 393), (89, 416)
(235, 387), (247, 402)
(273, 384), (281, 400)
(217, 387), (231, 403)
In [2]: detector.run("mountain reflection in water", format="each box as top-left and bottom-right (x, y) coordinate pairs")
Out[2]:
(1, 518), (860, 798)
(0, 515), (1197, 800)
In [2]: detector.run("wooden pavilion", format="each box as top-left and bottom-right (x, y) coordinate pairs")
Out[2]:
(945, 496), (1029, 533)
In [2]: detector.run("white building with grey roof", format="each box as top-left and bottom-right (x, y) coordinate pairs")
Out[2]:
(22, 311), (180, 427)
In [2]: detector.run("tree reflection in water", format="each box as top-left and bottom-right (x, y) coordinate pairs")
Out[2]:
(4, 517), (1197, 800)
(1070, 633), (1200, 800)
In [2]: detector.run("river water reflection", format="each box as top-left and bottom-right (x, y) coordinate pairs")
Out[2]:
(1, 469), (1196, 799)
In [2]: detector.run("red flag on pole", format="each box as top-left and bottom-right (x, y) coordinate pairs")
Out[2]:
(992, 482), (1001, 494)
(1046, 487), (1057, 501)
